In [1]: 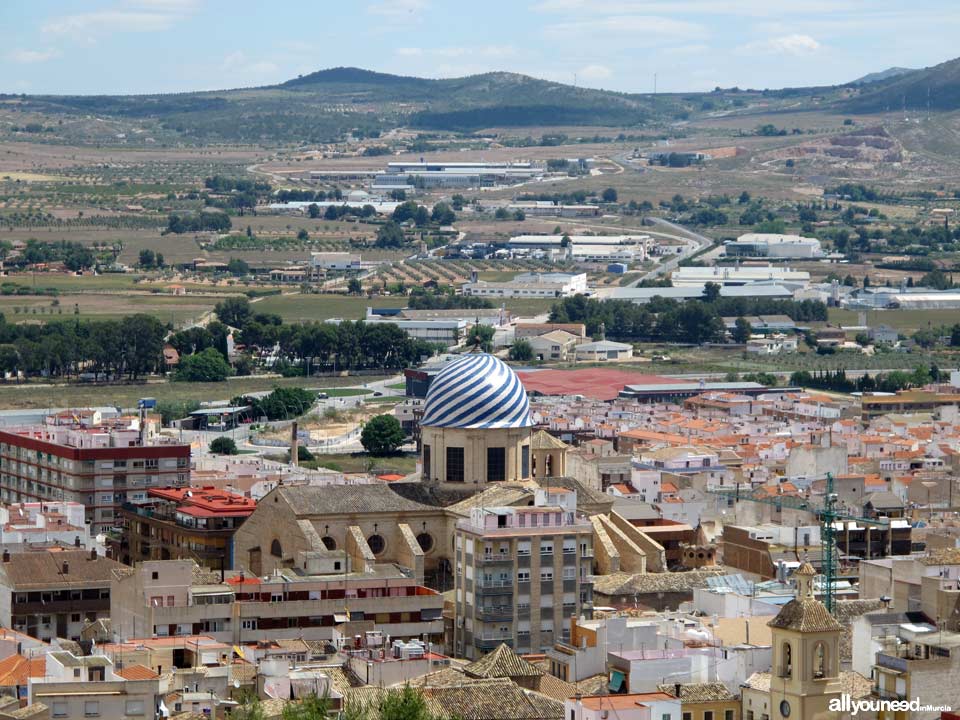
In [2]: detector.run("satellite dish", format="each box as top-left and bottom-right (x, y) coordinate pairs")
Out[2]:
(233, 679), (240, 689)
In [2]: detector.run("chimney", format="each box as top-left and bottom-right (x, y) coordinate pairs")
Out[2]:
(62, 562), (69, 575)
(74, 536), (81, 547)
(89, 548), (97, 560)
(674, 683), (681, 698)
(745, 619), (750, 645)
(290, 421), (299, 467)
(1, 550), (8, 563)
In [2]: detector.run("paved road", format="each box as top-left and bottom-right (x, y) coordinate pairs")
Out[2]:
(630, 218), (715, 285)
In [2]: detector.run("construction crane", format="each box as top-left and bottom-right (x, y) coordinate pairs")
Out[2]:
(707, 472), (893, 614)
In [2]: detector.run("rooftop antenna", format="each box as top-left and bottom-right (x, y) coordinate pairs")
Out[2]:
(653, 72), (657, 96)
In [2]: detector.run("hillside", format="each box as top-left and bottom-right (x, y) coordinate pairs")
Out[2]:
(850, 67), (916, 85)
(8, 67), (670, 144)
(843, 56), (960, 112)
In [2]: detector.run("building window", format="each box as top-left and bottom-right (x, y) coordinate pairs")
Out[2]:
(125, 700), (145, 716)
(487, 447), (506, 482)
(84, 701), (100, 717)
(270, 539), (283, 558)
(683, 714), (692, 720)
(521, 445), (530, 478)
(368, 534), (386, 555)
(446, 447), (465, 483)
(417, 533), (434, 553)
(321, 536), (337, 551)
(423, 445), (431, 479)
(704, 712), (714, 720)
(814, 642), (827, 678)
(52, 703), (68, 718)
(781, 641), (792, 678)
(725, 711), (734, 720)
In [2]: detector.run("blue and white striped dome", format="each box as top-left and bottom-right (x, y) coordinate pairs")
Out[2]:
(420, 354), (532, 429)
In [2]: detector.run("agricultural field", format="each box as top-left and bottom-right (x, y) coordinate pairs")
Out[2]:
(0, 292), (218, 325)
(253, 293), (407, 322)
(0, 374), (388, 411)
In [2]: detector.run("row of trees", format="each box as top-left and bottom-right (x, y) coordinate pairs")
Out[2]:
(167, 296), (441, 379)
(166, 211), (231, 234)
(0, 314), (167, 380)
(789, 366), (939, 394)
(548, 290), (827, 344)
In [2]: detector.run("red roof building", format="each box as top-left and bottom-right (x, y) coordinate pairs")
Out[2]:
(118, 487), (255, 570)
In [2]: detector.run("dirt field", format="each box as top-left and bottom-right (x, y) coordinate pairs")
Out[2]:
(0, 292), (218, 325)
(0, 374), (387, 411)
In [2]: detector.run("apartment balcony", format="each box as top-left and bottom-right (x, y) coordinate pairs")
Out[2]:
(477, 606), (514, 622)
(478, 554), (514, 566)
(475, 580), (513, 596)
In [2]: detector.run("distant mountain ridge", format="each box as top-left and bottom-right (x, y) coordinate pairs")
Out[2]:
(843, 56), (960, 112)
(12, 59), (960, 144)
(850, 67), (916, 85)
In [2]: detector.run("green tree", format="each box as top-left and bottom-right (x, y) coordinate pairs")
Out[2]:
(601, 187), (618, 203)
(307, 204), (321, 219)
(215, 296), (252, 327)
(375, 221), (406, 248)
(209, 437), (238, 455)
(951, 324), (960, 347)
(431, 202), (456, 225)
(466, 323), (494, 351)
(347, 277), (363, 295)
(282, 695), (329, 720)
(238, 387), (316, 420)
(176, 347), (233, 382)
(138, 248), (156, 268)
(732, 317), (752, 344)
(297, 228), (310, 242)
(360, 414), (406, 455)
(508, 339), (533, 361)
(379, 686), (433, 720)
(0, 345), (19, 381)
(494, 208), (510, 220)
(291, 445), (315, 463)
(227, 257), (250, 276)
(702, 282), (721, 303)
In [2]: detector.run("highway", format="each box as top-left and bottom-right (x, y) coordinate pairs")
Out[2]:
(630, 217), (716, 285)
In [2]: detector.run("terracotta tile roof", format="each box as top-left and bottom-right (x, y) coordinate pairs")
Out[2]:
(0, 655), (44, 687)
(767, 598), (843, 633)
(656, 682), (734, 703)
(116, 663), (159, 681)
(465, 643), (543, 679)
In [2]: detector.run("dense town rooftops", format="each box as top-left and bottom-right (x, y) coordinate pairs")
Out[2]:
(147, 487), (256, 519)
(0, 549), (121, 589)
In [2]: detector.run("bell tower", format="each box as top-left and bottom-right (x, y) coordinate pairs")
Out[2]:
(767, 562), (844, 720)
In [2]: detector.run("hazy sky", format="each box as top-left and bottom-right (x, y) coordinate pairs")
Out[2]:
(3, 0), (959, 95)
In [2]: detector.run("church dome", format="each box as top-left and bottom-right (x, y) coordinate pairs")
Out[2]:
(420, 354), (532, 430)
